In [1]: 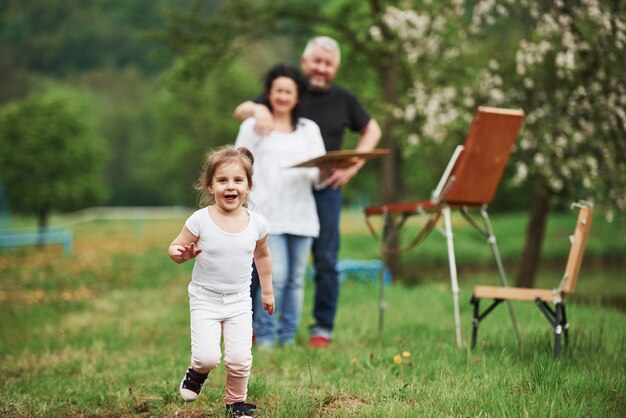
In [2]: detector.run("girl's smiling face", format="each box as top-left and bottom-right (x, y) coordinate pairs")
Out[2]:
(209, 162), (251, 213)
(268, 76), (299, 116)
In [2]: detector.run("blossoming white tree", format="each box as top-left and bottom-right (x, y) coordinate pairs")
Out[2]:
(379, 0), (626, 286)
(478, 0), (626, 285)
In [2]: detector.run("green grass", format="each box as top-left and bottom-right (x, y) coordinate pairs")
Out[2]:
(1, 211), (625, 417)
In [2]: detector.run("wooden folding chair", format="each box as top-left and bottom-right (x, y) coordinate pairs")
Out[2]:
(471, 202), (593, 358)
(364, 107), (525, 347)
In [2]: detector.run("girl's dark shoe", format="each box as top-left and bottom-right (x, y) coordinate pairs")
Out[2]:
(226, 401), (257, 417)
(179, 367), (208, 402)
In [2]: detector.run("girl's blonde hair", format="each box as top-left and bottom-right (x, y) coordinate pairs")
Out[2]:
(195, 145), (255, 207)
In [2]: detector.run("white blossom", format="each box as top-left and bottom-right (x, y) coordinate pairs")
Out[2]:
(369, 26), (383, 42)
(556, 50), (575, 71)
(516, 162), (528, 182)
(534, 153), (545, 166)
(404, 104), (417, 122)
(523, 78), (534, 89)
(548, 177), (563, 191)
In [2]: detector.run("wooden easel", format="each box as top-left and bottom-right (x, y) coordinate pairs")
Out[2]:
(364, 107), (525, 347)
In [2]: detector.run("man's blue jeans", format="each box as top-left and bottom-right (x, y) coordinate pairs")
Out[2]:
(254, 233), (313, 346)
(309, 186), (342, 339)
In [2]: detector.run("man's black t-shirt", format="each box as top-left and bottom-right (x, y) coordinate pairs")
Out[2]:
(299, 85), (370, 151)
(254, 84), (371, 152)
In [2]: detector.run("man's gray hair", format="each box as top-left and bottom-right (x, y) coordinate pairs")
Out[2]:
(302, 36), (341, 65)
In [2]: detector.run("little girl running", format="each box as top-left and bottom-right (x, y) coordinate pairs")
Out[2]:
(168, 145), (274, 418)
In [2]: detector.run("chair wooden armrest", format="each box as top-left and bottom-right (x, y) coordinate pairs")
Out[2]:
(473, 285), (563, 303)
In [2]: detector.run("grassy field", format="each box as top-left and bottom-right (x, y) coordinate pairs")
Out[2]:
(1, 209), (625, 417)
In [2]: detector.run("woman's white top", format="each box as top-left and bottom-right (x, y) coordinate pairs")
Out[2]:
(185, 207), (269, 293)
(235, 117), (326, 237)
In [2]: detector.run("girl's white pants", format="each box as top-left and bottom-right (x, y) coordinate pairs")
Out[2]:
(187, 281), (253, 404)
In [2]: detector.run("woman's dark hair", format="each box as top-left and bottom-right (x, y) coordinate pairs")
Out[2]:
(262, 63), (308, 129)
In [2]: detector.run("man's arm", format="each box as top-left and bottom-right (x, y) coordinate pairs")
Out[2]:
(355, 118), (383, 152)
(233, 100), (274, 136)
(325, 118), (382, 189)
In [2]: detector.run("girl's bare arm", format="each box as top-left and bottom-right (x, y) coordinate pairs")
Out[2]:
(254, 235), (274, 315)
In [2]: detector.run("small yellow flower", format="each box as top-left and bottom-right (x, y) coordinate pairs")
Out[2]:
(350, 358), (358, 365)
(393, 354), (403, 365)
(402, 351), (411, 358)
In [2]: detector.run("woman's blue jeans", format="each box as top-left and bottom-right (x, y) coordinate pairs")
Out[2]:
(253, 233), (313, 346)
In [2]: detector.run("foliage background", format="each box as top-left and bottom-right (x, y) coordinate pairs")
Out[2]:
(0, 1), (624, 280)
(3, 0), (624, 210)
(0, 0), (534, 210)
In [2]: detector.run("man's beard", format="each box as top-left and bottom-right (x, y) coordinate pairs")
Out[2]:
(308, 78), (331, 92)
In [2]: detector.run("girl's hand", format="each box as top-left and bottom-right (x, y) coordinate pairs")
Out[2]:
(262, 293), (275, 316)
(168, 226), (201, 264)
(170, 243), (202, 263)
(180, 243), (202, 260)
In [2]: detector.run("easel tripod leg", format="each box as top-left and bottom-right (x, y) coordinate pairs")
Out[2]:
(443, 206), (462, 348)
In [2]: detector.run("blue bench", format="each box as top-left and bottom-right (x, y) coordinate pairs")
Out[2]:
(0, 226), (73, 256)
(307, 259), (392, 285)
(338, 259), (392, 284)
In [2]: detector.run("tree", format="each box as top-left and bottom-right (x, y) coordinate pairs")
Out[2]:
(0, 89), (108, 229)
(372, 0), (626, 286)
(472, 0), (626, 286)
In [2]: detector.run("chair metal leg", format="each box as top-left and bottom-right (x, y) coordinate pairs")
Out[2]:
(554, 302), (563, 358)
(561, 302), (569, 351)
(470, 297), (503, 350)
(535, 298), (565, 358)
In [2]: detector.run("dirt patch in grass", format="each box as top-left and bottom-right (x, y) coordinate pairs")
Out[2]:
(315, 393), (369, 416)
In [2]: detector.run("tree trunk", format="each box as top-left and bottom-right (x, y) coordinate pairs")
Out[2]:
(515, 174), (552, 288)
